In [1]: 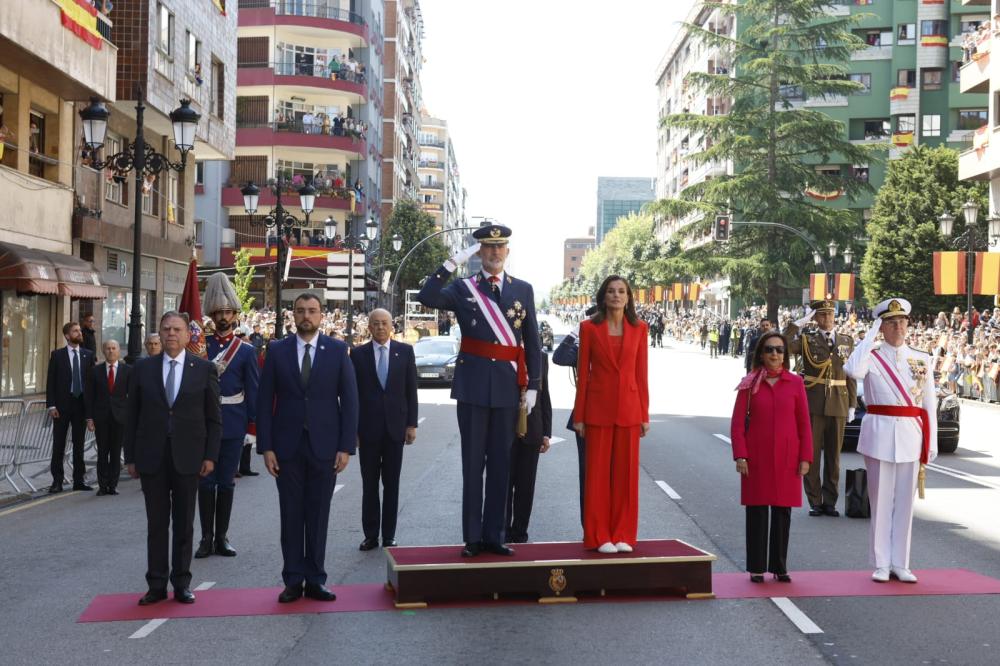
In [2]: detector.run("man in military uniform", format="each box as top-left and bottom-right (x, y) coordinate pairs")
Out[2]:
(844, 298), (937, 583)
(784, 299), (857, 517)
(418, 224), (541, 557)
(195, 273), (260, 558)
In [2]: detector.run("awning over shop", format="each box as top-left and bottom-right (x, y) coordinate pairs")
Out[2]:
(0, 242), (107, 299)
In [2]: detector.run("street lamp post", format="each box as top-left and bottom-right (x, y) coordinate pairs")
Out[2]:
(825, 240), (853, 299)
(939, 201), (1000, 346)
(240, 179), (316, 338)
(79, 94), (200, 364)
(340, 218), (378, 346)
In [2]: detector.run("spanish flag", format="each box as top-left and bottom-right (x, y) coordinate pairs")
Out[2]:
(833, 273), (855, 301)
(974, 252), (1000, 295)
(58, 0), (103, 50)
(889, 87), (910, 101)
(933, 251), (967, 295)
(892, 131), (914, 147)
(920, 35), (949, 47)
(688, 283), (702, 302)
(809, 273), (828, 301)
(671, 282), (684, 302)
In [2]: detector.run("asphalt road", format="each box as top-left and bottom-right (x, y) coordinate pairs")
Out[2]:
(0, 339), (998, 665)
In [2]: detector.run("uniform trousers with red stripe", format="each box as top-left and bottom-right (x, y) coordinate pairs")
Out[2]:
(583, 424), (639, 548)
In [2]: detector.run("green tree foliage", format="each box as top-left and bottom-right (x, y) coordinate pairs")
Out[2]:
(860, 146), (989, 316)
(652, 0), (880, 321)
(233, 248), (255, 314)
(386, 200), (449, 299)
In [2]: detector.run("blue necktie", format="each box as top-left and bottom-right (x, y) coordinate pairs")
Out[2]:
(71, 349), (82, 398)
(166, 360), (177, 406)
(377, 345), (388, 389)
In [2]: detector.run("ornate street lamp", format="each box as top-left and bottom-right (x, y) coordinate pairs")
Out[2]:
(939, 202), (997, 345)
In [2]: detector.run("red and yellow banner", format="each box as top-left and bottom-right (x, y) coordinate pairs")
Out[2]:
(671, 282), (684, 302)
(974, 252), (1000, 295)
(637, 289), (647, 304)
(58, 0), (103, 50)
(805, 188), (844, 201)
(933, 251), (967, 295)
(654, 285), (664, 303)
(892, 131), (914, 147)
(832, 273), (855, 301)
(920, 35), (949, 47)
(688, 283), (702, 302)
(809, 273), (828, 301)
(889, 87), (910, 101)
(921, 0), (944, 4)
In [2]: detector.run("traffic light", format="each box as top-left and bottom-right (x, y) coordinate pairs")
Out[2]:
(713, 214), (731, 242)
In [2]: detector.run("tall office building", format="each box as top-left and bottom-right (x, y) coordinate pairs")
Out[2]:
(596, 177), (655, 243)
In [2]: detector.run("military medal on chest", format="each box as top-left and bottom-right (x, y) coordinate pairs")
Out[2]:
(906, 358), (927, 403)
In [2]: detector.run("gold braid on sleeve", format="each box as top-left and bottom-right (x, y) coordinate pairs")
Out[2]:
(801, 335), (832, 390)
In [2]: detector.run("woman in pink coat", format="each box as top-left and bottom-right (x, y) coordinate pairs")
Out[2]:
(731, 331), (813, 583)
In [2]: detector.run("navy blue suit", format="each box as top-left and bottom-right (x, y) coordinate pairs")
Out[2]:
(353, 340), (418, 541)
(418, 266), (541, 545)
(552, 332), (586, 525)
(256, 333), (359, 587)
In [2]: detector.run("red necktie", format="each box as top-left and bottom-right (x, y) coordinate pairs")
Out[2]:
(108, 365), (115, 393)
(487, 275), (500, 301)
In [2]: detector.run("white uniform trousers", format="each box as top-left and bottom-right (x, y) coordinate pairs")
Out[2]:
(864, 455), (919, 569)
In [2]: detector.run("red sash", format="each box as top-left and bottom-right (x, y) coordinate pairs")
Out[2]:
(459, 337), (528, 389)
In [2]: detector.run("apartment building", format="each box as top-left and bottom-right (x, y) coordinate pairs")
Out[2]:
(564, 237), (596, 280)
(417, 112), (466, 253)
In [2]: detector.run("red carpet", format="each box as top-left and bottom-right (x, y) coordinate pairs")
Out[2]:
(387, 539), (709, 567)
(78, 568), (1000, 623)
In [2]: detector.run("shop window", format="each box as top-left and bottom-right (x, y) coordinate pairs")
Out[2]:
(1, 292), (52, 397)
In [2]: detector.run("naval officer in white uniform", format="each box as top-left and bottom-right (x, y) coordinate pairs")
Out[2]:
(844, 298), (937, 583)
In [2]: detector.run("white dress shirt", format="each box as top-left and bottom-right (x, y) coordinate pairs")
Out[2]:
(162, 349), (187, 398)
(296, 334), (318, 372)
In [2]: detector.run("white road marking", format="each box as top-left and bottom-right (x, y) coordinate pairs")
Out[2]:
(655, 480), (681, 500)
(771, 597), (823, 634)
(129, 618), (168, 639)
(926, 463), (1000, 491)
(549, 436), (565, 444)
(335, 484), (345, 493)
(194, 581), (215, 591)
(418, 417), (427, 425)
(713, 434), (732, 444)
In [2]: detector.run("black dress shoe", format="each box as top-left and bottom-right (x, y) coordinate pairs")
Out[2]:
(73, 483), (93, 491)
(214, 537), (237, 557)
(304, 583), (337, 601)
(821, 504), (840, 517)
(174, 588), (195, 604)
(240, 470), (260, 477)
(278, 585), (303, 603)
(808, 505), (823, 516)
(508, 534), (528, 544)
(359, 538), (379, 551)
(108, 488), (119, 495)
(461, 542), (481, 558)
(483, 542), (515, 556)
(749, 575), (765, 584)
(773, 573), (792, 583)
(382, 538), (398, 548)
(48, 484), (63, 494)
(138, 589), (168, 606)
(194, 538), (214, 559)
(96, 488), (107, 496)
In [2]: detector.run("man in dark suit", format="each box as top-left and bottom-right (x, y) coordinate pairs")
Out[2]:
(744, 318), (773, 373)
(124, 311), (221, 606)
(257, 293), (359, 603)
(506, 350), (552, 543)
(46, 321), (95, 492)
(81, 312), (98, 355)
(353, 308), (418, 551)
(86, 339), (130, 495)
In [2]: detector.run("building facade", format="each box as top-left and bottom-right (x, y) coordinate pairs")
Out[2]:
(0, 0), (117, 396)
(563, 237), (595, 280)
(417, 112), (466, 253)
(595, 177), (655, 244)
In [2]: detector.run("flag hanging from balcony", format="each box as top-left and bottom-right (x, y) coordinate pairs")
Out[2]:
(933, 251), (967, 295)
(688, 283), (702, 302)
(889, 87), (910, 101)
(974, 252), (1000, 295)
(57, 0), (103, 50)
(654, 285), (664, 303)
(920, 35), (949, 47)
(809, 274), (828, 301)
(832, 273), (855, 301)
(921, 0), (944, 4)
(892, 131), (914, 147)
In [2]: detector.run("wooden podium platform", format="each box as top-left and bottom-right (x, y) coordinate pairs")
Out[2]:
(385, 539), (716, 608)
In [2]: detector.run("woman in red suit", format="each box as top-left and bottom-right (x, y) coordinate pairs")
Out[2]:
(574, 275), (649, 554)
(731, 331), (813, 582)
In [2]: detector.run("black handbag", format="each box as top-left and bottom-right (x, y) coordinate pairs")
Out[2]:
(845, 468), (871, 519)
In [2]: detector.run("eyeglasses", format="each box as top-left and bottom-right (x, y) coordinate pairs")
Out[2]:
(763, 345), (785, 354)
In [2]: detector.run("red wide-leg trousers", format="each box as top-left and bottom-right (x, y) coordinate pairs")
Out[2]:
(583, 424), (639, 549)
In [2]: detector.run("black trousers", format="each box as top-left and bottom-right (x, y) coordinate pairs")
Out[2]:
(139, 446), (199, 591)
(359, 431), (404, 541)
(50, 398), (87, 484)
(575, 431), (586, 527)
(239, 441), (254, 473)
(276, 433), (336, 587)
(456, 402), (515, 545)
(745, 505), (791, 575)
(505, 439), (541, 541)
(94, 417), (124, 490)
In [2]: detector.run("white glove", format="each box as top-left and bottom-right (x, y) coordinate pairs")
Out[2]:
(848, 408), (855, 422)
(794, 308), (813, 328)
(451, 242), (481, 266)
(524, 389), (538, 414)
(868, 317), (882, 341)
(244, 433), (256, 445)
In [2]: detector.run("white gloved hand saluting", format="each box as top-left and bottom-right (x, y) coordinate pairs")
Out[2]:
(794, 307), (814, 329)
(524, 389), (538, 414)
(868, 317), (882, 341)
(451, 242), (481, 266)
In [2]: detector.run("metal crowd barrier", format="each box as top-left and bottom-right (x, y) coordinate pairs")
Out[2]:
(13, 400), (55, 493)
(0, 399), (27, 493)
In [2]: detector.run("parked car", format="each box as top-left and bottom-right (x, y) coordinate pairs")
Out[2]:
(414, 336), (459, 386)
(842, 385), (960, 454)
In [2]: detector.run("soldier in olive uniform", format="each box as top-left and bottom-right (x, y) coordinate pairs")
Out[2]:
(783, 299), (857, 517)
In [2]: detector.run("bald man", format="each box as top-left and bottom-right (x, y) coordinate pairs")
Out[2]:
(86, 340), (131, 495)
(352, 309), (418, 550)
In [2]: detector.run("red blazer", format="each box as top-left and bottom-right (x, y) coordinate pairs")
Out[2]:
(730, 372), (813, 507)
(574, 318), (649, 427)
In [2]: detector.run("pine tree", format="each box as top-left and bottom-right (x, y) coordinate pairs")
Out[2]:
(386, 200), (450, 300)
(233, 247), (255, 314)
(654, 0), (880, 321)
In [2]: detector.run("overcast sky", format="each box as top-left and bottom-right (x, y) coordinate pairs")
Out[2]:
(418, 0), (692, 298)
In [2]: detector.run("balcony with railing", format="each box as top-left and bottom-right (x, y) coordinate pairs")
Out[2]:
(238, 0), (369, 45)
(237, 60), (367, 101)
(420, 180), (444, 191)
(236, 119), (367, 157)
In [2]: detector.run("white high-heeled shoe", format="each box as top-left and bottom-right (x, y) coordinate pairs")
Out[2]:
(615, 542), (633, 553)
(597, 542), (617, 554)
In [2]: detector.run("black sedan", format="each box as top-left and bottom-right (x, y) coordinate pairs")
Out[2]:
(414, 336), (459, 386)
(842, 387), (961, 454)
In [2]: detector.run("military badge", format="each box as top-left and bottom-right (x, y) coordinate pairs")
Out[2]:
(548, 568), (568, 596)
(906, 358), (927, 402)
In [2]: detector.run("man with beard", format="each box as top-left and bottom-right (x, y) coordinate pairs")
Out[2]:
(46, 322), (95, 492)
(418, 224), (541, 557)
(195, 273), (260, 559)
(257, 293), (358, 603)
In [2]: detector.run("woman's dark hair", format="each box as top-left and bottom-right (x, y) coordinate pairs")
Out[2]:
(751, 331), (790, 371)
(591, 275), (638, 326)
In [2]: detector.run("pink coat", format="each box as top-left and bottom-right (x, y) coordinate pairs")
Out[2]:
(730, 372), (813, 507)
